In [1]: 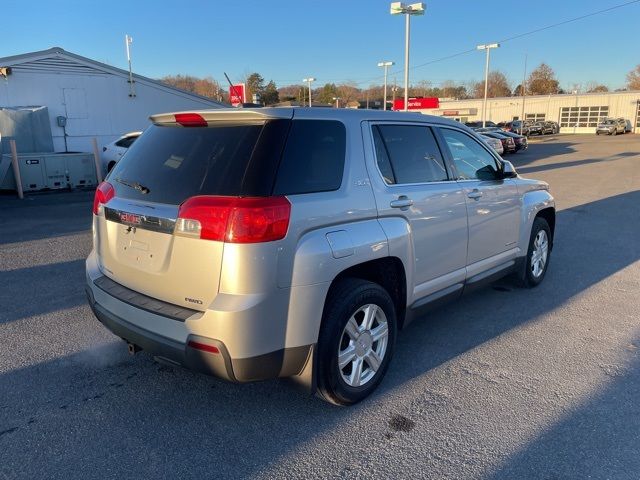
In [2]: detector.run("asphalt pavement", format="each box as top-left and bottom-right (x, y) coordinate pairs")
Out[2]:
(0, 134), (639, 479)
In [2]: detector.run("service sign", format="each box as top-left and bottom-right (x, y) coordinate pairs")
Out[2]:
(392, 97), (439, 111)
(229, 83), (246, 107)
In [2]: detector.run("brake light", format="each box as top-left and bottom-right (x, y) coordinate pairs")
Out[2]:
(93, 181), (115, 215)
(175, 196), (291, 243)
(174, 113), (207, 127)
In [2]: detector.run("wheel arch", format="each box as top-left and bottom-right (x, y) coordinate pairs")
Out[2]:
(324, 257), (408, 330)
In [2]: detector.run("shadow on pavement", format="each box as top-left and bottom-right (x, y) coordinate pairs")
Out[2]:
(518, 151), (639, 175)
(0, 191), (638, 478)
(0, 259), (88, 325)
(489, 340), (640, 479)
(0, 191), (93, 245)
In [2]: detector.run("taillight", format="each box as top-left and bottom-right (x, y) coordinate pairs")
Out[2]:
(174, 113), (207, 127)
(175, 196), (291, 243)
(93, 181), (115, 215)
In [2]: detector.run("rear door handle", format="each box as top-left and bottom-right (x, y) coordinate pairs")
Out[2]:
(390, 196), (413, 209)
(467, 189), (483, 200)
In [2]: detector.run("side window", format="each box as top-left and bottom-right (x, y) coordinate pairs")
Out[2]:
(273, 120), (346, 195)
(373, 125), (448, 184)
(372, 126), (396, 184)
(115, 136), (137, 148)
(440, 129), (500, 181)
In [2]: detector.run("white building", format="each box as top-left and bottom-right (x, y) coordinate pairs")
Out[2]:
(420, 90), (640, 134)
(0, 47), (224, 152)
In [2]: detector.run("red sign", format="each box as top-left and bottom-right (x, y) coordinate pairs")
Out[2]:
(442, 110), (459, 116)
(229, 83), (246, 107)
(392, 97), (439, 111)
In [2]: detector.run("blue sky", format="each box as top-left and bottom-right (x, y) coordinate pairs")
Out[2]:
(2, 0), (639, 91)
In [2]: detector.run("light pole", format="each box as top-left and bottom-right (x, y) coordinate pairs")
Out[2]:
(303, 77), (315, 107)
(520, 54), (527, 135)
(125, 34), (135, 97)
(390, 2), (425, 112)
(332, 97), (341, 108)
(377, 61), (395, 110)
(476, 42), (499, 127)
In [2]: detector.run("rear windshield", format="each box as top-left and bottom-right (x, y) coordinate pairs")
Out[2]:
(108, 121), (288, 204)
(108, 118), (346, 205)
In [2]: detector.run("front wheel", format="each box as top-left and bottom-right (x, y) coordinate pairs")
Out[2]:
(316, 279), (397, 406)
(521, 217), (551, 288)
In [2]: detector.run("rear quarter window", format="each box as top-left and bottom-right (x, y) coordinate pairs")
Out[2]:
(273, 120), (346, 195)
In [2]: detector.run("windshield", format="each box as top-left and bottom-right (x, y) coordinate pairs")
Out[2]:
(107, 121), (286, 204)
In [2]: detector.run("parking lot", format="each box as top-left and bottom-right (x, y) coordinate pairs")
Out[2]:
(1, 133), (638, 479)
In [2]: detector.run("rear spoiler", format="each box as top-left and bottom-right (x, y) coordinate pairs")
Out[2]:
(150, 108), (294, 125)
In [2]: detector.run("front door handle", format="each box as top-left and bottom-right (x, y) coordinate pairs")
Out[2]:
(467, 189), (483, 200)
(390, 196), (413, 210)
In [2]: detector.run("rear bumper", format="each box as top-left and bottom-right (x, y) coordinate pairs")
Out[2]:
(85, 281), (312, 383)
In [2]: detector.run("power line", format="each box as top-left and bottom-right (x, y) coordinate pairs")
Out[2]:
(279, 0), (640, 88)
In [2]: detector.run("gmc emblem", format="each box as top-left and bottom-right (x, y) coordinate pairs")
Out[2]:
(120, 212), (142, 225)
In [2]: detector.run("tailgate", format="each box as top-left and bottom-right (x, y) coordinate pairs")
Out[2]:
(96, 198), (222, 311)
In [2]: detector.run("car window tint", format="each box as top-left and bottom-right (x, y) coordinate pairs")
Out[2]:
(440, 129), (500, 181)
(372, 126), (396, 184)
(108, 123), (273, 204)
(374, 125), (448, 184)
(273, 120), (346, 195)
(115, 136), (137, 148)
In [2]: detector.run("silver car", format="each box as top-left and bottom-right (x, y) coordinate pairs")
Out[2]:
(596, 118), (625, 135)
(86, 108), (555, 405)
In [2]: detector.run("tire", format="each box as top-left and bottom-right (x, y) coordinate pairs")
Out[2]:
(612, 129), (617, 136)
(521, 217), (551, 288)
(596, 132), (600, 135)
(316, 278), (397, 406)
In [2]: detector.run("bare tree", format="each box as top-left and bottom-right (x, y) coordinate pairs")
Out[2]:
(585, 82), (609, 93)
(160, 75), (223, 101)
(626, 65), (640, 90)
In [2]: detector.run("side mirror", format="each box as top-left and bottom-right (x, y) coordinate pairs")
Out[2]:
(501, 160), (518, 178)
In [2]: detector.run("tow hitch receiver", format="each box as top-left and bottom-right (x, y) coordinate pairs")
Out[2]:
(127, 343), (142, 355)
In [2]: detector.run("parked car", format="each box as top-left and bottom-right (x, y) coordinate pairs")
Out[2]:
(527, 122), (544, 136)
(618, 118), (632, 133)
(101, 131), (142, 173)
(478, 131), (516, 153)
(86, 108), (555, 405)
(531, 121), (553, 135)
(596, 118), (625, 135)
(481, 135), (504, 155)
(476, 127), (528, 151)
(544, 121), (559, 134)
(500, 120), (530, 136)
(465, 120), (498, 128)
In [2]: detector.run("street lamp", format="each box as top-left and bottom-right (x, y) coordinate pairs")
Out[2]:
(303, 77), (315, 107)
(377, 61), (395, 111)
(390, 2), (425, 112)
(476, 42), (500, 127)
(332, 97), (341, 108)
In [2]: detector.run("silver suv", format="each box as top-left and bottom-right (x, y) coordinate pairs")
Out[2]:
(86, 108), (555, 405)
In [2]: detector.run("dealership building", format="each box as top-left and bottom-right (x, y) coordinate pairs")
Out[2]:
(407, 90), (640, 134)
(0, 47), (223, 153)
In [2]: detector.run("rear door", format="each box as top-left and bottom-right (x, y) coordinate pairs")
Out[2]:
(437, 127), (520, 274)
(96, 119), (289, 311)
(365, 122), (468, 302)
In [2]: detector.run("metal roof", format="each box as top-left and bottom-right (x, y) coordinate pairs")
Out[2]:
(0, 47), (225, 107)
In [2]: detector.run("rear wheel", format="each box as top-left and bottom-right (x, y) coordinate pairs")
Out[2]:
(317, 279), (397, 406)
(521, 217), (551, 288)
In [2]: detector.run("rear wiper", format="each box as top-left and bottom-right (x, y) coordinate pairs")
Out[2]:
(115, 177), (150, 194)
